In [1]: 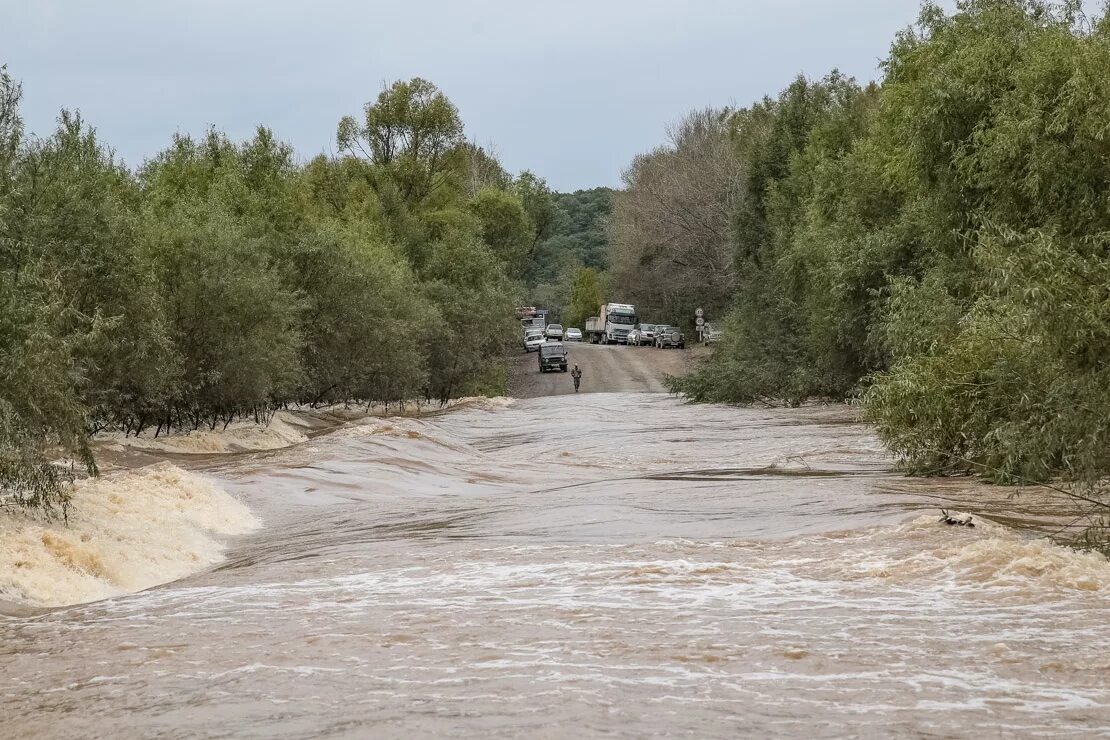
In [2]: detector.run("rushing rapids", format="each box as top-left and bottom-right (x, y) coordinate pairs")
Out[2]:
(3, 393), (1109, 737)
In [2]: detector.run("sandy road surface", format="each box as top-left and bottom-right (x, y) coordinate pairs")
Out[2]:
(507, 341), (702, 397)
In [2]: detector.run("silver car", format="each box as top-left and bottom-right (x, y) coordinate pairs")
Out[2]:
(627, 323), (657, 346)
(564, 327), (583, 341)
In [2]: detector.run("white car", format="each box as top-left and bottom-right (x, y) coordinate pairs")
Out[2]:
(545, 323), (564, 340)
(564, 327), (583, 341)
(523, 330), (545, 352)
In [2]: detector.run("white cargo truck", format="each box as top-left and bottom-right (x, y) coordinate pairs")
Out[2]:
(584, 302), (638, 344)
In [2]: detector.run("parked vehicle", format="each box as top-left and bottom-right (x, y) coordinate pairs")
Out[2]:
(702, 323), (722, 345)
(585, 315), (604, 341)
(584, 302), (637, 344)
(518, 306), (546, 333)
(655, 326), (685, 349)
(538, 342), (568, 372)
(545, 323), (565, 340)
(626, 323), (658, 346)
(564, 327), (583, 341)
(523, 329), (545, 352)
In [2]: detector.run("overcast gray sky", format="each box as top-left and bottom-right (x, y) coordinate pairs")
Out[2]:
(4, 1), (952, 191)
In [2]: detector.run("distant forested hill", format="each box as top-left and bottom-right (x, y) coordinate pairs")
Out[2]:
(525, 187), (613, 317)
(527, 187), (613, 288)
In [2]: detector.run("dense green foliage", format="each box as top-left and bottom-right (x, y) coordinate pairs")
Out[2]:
(0, 73), (546, 514)
(637, 1), (1110, 492)
(563, 267), (607, 329)
(525, 187), (614, 322)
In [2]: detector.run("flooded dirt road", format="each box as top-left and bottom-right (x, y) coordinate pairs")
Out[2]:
(3, 393), (1110, 738)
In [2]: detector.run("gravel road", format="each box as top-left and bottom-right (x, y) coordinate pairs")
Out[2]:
(507, 342), (700, 398)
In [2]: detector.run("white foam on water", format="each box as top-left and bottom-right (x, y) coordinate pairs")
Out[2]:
(0, 463), (259, 607)
(850, 513), (1110, 592)
(459, 396), (516, 410)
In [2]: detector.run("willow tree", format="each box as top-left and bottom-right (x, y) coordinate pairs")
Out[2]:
(421, 234), (519, 403)
(289, 221), (429, 405)
(0, 71), (96, 515)
(337, 78), (466, 206)
(864, 0), (1110, 483)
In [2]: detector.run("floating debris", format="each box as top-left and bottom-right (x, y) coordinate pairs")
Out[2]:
(940, 509), (975, 528)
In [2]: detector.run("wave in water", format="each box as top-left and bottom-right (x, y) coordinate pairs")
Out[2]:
(0, 463), (259, 607)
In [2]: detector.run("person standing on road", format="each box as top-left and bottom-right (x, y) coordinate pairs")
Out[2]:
(570, 364), (582, 392)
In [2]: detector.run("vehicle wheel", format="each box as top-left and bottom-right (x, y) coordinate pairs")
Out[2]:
(679, 343), (685, 349)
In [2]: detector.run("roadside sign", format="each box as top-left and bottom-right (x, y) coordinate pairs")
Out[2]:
(695, 317), (705, 326)
(695, 308), (704, 318)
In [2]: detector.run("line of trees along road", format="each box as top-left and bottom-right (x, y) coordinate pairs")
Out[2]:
(614, 1), (1110, 499)
(0, 73), (557, 515)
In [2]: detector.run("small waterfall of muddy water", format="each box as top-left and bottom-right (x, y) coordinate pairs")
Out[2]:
(3, 393), (1109, 738)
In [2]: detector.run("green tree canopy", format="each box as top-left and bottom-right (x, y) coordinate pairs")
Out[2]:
(337, 78), (466, 205)
(564, 267), (606, 329)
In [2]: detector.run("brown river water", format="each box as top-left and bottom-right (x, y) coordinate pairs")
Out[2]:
(3, 393), (1110, 738)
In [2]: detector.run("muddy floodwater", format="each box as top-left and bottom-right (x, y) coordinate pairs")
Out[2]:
(3, 393), (1110, 738)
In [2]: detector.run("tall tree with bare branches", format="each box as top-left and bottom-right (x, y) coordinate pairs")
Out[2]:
(609, 108), (743, 324)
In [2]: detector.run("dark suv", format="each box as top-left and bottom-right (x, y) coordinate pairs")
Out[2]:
(538, 342), (568, 373)
(655, 326), (685, 349)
